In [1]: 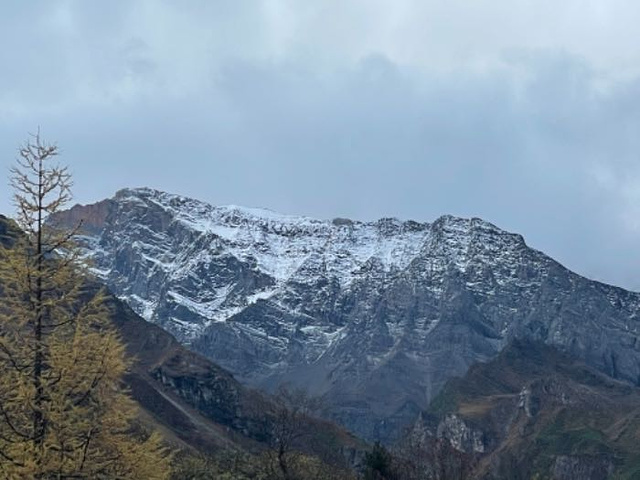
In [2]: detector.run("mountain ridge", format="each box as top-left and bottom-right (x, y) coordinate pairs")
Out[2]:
(51, 187), (640, 442)
(55, 187), (538, 337)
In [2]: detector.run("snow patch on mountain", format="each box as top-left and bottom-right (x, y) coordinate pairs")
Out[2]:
(76, 187), (543, 340)
(53, 186), (640, 442)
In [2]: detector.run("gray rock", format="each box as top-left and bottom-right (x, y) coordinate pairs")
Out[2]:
(51, 188), (640, 442)
(552, 455), (614, 480)
(436, 414), (485, 453)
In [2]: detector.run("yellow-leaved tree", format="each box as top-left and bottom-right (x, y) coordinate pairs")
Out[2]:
(0, 132), (171, 479)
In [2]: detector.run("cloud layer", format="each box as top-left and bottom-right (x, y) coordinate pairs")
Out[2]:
(2, 1), (640, 289)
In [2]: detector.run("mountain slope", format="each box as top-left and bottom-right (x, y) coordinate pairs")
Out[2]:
(0, 214), (363, 467)
(416, 340), (640, 479)
(51, 188), (640, 441)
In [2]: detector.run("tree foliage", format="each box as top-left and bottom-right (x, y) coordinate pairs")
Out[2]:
(263, 385), (321, 480)
(171, 449), (358, 480)
(363, 442), (395, 480)
(0, 132), (170, 479)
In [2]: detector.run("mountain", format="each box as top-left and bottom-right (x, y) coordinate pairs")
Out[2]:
(411, 339), (640, 479)
(0, 214), (363, 468)
(51, 187), (640, 442)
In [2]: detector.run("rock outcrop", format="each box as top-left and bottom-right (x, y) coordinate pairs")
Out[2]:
(416, 340), (640, 479)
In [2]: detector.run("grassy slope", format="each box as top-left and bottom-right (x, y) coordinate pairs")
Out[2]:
(427, 339), (640, 479)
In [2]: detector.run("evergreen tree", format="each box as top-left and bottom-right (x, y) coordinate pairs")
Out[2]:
(0, 132), (171, 479)
(363, 442), (394, 480)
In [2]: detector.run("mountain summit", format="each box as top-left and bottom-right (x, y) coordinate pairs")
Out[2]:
(52, 188), (640, 441)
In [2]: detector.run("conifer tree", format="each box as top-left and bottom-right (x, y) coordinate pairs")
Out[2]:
(0, 132), (171, 479)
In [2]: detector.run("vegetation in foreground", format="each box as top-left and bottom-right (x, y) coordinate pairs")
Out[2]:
(0, 133), (171, 478)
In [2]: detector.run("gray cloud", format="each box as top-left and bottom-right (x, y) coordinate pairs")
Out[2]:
(2, 1), (640, 289)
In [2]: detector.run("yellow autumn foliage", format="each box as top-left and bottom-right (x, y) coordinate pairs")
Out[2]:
(0, 133), (171, 479)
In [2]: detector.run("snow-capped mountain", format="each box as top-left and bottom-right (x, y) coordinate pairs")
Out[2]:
(51, 187), (640, 441)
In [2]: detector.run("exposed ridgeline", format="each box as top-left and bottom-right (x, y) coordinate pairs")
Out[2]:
(0, 214), (362, 468)
(51, 188), (640, 442)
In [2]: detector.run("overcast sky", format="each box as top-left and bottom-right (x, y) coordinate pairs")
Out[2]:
(2, 1), (640, 289)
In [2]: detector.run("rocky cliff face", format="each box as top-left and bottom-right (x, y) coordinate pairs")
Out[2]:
(51, 199), (114, 235)
(436, 414), (485, 454)
(52, 188), (640, 442)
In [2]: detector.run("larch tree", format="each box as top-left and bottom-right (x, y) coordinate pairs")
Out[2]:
(0, 132), (171, 479)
